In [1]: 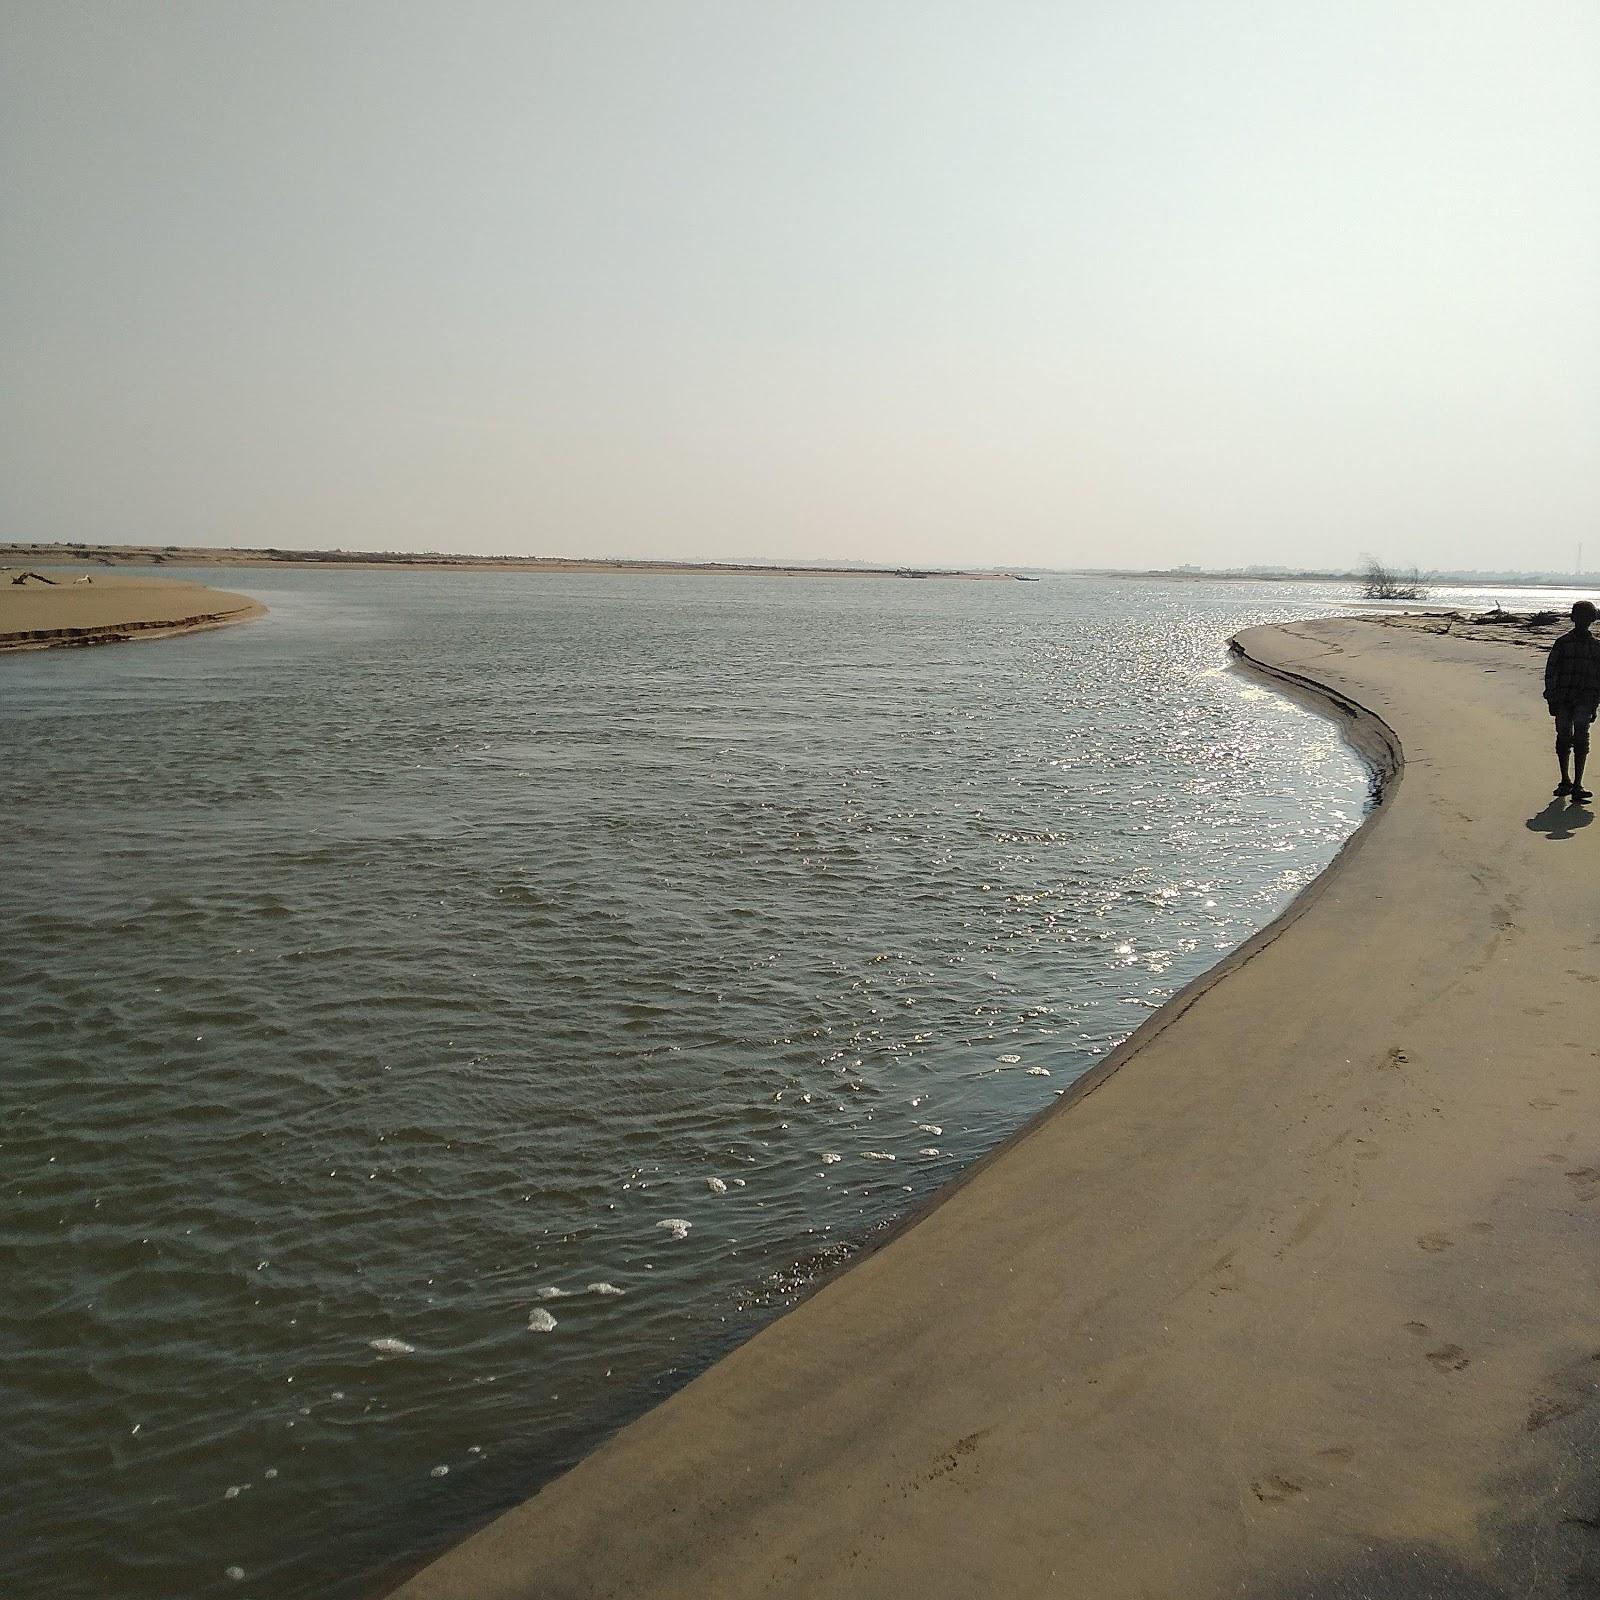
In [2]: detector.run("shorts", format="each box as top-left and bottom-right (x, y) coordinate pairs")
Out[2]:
(1551, 698), (1599, 737)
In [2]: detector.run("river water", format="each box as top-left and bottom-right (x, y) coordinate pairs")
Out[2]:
(1, 570), (1374, 1598)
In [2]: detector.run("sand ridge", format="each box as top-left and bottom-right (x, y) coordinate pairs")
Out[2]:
(0, 569), (266, 652)
(383, 616), (1600, 1600)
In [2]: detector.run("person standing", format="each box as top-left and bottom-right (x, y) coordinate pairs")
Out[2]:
(1545, 599), (1600, 802)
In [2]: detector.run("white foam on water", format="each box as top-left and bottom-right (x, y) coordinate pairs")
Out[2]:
(998, 1053), (1022, 1064)
(586, 1282), (625, 1295)
(527, 1308), (558, 1332)
(223, 1485), (248, 1500)
(263, 1468), (278, 1480)
(919, 1148), (941, 1157)
(861, 1151), (895, 1161)
(225, 1567), (245, 1582)
(368, 1338), (415, 1355)
(535, 1286), (570, 1300)
(1026, 1066), (1051, 1076)
(916, 1123), (942, 1136)
(656, 1218), (691, 1239)
(706, 1177), (728, 1194)
(820, 1153), (842, 1164)
(429, 1464), (449, 1477)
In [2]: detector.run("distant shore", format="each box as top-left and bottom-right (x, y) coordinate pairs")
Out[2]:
(3, 542), (1015, 582)
(1077, 565), (1597, 589)
(0, 570), (266, 652)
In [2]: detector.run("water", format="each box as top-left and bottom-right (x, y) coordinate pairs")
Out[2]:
(1, 570), (1372, 1599)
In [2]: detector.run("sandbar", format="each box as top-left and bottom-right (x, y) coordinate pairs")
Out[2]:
(386, 615), (1600, 1599)
(0, 569), (265, 652)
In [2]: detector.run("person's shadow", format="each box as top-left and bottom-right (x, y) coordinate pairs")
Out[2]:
(1526, 799), (1595, 840)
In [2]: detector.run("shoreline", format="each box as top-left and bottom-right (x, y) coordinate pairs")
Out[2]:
(1, 543), (1012, 581)
(383, 615), (1600, 1600)
(0, 571), (266, 653)
(726, 628), (1406, 1333)
(1078, 568), (1599, 591)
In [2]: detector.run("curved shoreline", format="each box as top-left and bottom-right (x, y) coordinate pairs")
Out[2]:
(0, 572), (265, 653)
(773, 630), (1405, 1299)
(387, 616), (1600, 1600)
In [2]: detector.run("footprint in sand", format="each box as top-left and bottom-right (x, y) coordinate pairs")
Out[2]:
(1566, 1168), (1600, 1203)
(1404, 1321), (1431, 1337)
(1417, 1232), (1454, 1253)
(1426, 1344), (1471, 1373)
(1250, 1474), (1304, 1504)
(1528, 1396), (1582, 1432)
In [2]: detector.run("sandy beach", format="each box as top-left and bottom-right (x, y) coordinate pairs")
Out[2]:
(0, 570), (265, 652)
(387, 614), (1600, 1600)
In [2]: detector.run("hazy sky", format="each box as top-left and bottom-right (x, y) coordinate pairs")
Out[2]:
(4, 2), (1597, 570)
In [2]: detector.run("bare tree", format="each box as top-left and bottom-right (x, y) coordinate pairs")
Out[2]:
(1360, 557), (1429, 601)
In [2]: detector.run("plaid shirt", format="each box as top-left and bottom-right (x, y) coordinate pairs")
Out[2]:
(1544, 627), (1600, 705)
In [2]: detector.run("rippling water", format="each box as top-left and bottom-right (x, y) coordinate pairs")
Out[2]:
(1, 570), (1372, 1598)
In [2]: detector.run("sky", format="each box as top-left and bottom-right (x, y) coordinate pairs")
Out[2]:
(3, 2), (1597, 572)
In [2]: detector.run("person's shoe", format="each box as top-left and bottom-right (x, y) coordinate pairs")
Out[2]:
(1573, 786), (1593, 804)
(1556, 779), (1574, 796)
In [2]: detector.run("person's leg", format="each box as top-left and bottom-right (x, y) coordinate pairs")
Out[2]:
(1555, 706), (1574, 793)
(1574, 707), (1593, 799)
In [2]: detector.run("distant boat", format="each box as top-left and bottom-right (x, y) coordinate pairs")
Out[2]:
(1012, 573), (1040, 582)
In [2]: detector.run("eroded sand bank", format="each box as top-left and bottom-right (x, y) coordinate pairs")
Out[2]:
(0, 570), (265, 651)
(388, 617), (1600, 1600)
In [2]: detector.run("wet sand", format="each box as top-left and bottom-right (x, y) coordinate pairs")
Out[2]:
(0, 570), (265, 652)
(387, 615), (1600, 1600)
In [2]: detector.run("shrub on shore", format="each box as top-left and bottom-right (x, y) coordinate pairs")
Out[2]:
(1361, 558), (1430, 601)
